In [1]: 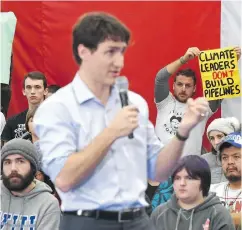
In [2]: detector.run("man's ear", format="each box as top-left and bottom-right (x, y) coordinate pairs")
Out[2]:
(44, 88), (48, 96)
(193, 85), (197, 93)
(22, 88), (26, 96)
(77, 44), (92, 62)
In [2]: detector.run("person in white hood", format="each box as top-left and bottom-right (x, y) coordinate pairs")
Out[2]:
(0, 138), (60, 230)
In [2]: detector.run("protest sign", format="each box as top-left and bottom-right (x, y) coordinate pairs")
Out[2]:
(198, 47), (241, 100)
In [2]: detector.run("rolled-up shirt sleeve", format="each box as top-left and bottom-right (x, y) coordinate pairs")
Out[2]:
(147, 120), (164, 180)
(33, 101), (77, 182)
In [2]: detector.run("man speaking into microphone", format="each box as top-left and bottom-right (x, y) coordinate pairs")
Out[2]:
(33, 12), (209, 230)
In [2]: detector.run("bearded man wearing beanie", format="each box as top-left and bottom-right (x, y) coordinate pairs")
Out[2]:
(201, 117), (240, 184)
(0, 139), (60, 230)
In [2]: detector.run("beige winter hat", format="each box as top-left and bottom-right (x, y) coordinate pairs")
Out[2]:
(207, 117), (240, 138)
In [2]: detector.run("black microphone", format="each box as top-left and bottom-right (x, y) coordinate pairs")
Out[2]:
(116, 76), (134, 139)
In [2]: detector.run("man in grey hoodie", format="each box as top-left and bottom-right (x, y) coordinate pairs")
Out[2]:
(151, 155), (235, 230)
(0, 138), (60, 230)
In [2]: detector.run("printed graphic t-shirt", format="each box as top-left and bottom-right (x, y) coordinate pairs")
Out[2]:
(155, 93), (212, 156)
(210, 182), (242, 214)
(1, 110), (28, 141)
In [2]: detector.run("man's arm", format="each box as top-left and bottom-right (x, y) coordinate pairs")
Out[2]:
(55, 127), (118, 192)
(155, 47), (200, 103)
(34, 103), (139, 192)
(154, 68), (171, 103)
(154, 97), (209, 182)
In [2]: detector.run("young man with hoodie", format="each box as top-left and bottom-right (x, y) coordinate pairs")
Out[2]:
(151, 155), (235, 230)
(202, 117), (240, 184)
(210, 131), (242, 230)
(1, 139), (60, 230)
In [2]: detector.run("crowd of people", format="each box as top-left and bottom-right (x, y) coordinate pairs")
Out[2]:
(0, 11), (241, 230)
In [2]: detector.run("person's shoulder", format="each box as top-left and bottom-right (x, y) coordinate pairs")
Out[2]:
(0, 180), (9, 195)
(201, 152), (213, 160)
(8, 110), (26, 118)
(211, 202), (233, 220)
(210, 181), (228, 192)
(151, 202), (170, 219)
(34, 184), (60, 209)
(5, 110), (28, 122)
(156, 92), (176, 109)
(212, 202), (229, 212)
(17, 110), (28, 118)
(20, 109), (28, 115)
(43, 192), (60, 206)
(36, 194), (60, 216)
(156, 202), (170, 211)
(201, 151), (212, 157)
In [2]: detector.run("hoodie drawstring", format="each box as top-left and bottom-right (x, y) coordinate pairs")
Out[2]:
(175, 209), (182, 230)
(19, 198), (26, 229)
(6, 195), (11, 230)
(188, 209), (195, 230)
(175, 208), (195, 230)
(6, 195), (26, 229)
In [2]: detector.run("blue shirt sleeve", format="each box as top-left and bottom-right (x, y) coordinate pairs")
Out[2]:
(33, 100), (77, 182)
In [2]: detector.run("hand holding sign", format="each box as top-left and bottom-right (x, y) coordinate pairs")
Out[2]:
(183, 47), (201, 63)
(234, 46), (241, 60)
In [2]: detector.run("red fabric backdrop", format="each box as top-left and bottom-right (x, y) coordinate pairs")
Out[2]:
(1, 1), (221, 150)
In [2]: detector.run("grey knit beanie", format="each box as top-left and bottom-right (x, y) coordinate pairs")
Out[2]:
(1, 139), (40, 171)
(207, 117), (240, 138)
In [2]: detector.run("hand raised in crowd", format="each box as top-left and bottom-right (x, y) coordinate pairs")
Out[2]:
(108, 105), (139, 138)
(178, 97), (209, 135)
(183, 47), (201, 63)
(234, 46), (241, 60)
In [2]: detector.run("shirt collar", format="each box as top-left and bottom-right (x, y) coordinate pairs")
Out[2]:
(71, 73), (120, 105)
(71, 73), (95, 104)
